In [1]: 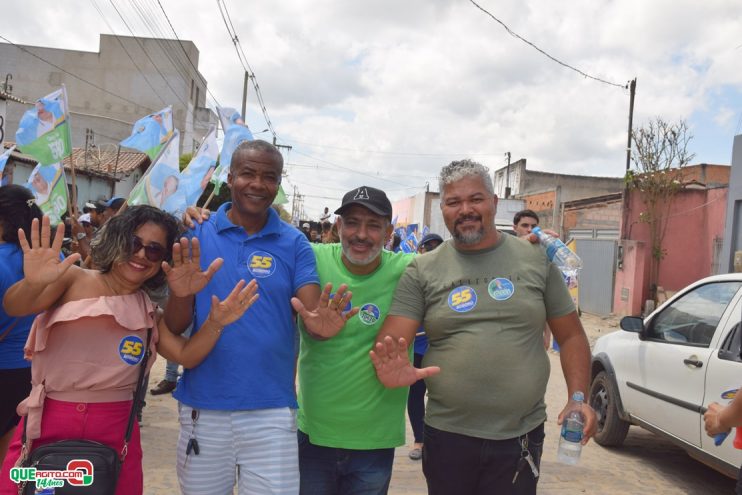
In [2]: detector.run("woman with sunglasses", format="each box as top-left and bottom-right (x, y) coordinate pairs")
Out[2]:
(0, 205), (258, 495)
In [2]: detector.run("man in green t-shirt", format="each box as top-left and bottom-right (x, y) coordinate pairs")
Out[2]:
(370, 160), (597, 495)
(291, 185), (415, 494)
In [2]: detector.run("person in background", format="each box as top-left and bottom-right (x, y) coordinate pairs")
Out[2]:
(704, 392), (742, 495)
(301, 222), (312, 241)
(0, 185), (44, 465)
(320, 221), (334, 243)
(406, 232), (443, 461)
(512, 209), (552, 350)
(102, 197), (126, 223)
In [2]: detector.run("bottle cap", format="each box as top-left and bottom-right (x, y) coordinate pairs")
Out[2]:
(572, 391), (584, 402)
(532, 226), (542, 235)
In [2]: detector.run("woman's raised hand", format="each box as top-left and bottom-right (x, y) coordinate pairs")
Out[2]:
(207, 279), (259, 328)
(18, 216), (81, 288)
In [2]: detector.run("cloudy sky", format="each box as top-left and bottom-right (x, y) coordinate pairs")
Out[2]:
(2, 0), (741, 218)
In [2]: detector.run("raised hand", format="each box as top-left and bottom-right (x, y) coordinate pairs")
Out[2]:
(291, 283), (359, 339)
(19, 216), (80, 288)
(163, 237), (223, 297)
(370, 335), (440, 388)
(207, 279), (259, 328)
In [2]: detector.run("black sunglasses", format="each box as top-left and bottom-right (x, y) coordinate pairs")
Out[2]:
(130, 236), (167, 262)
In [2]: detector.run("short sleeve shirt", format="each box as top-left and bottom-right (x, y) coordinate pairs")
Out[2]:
(389, 234), (575, 440)
(173, 204), (319, 410)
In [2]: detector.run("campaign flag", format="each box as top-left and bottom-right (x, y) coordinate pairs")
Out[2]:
(179, 125), (218, 205)
(216, 106), (245, 131)
(421, 225), (430, 239)
(128, 131), (186, 216)
(120, 106), (173, 160)
(26, 162), (68, 225)
(211, 122), (254, 194)
(0, 146), (16, 186)
(15, 88), (72, 165)
(273, 184), (288, 205)
(393, 226), (406, 252)
(406, 224), (419, 239)
(401, 232), (419, 253)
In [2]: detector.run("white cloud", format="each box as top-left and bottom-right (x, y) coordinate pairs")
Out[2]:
(2, 0), (741, 218)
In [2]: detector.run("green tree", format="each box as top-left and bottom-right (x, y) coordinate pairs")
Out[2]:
(625, 117), (695, 301)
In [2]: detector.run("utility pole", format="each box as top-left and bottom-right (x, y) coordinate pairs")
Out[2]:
(621, 78), (637, 241)
(504, 151), (512, 199)
(625, 78), (637, 172)
(241, 71), (249, 120)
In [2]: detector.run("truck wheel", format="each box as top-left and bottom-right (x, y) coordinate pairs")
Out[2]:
(590, 371), (630, 446)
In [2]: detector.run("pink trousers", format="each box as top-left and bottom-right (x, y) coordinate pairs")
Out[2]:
(0, 398), (142, 495)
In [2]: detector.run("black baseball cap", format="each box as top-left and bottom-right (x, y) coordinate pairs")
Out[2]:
(420, 233), (443, 247)
(335, 186), (393, 220)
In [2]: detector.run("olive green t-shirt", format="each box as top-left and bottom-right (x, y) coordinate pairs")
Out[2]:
(297, 243), (415, 449)
(389, 233), (575, 440)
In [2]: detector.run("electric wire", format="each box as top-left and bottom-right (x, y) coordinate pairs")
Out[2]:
(468, 0), (626, 89)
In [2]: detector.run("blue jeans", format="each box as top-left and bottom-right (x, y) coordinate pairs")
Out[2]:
(297, 430), (394, 495)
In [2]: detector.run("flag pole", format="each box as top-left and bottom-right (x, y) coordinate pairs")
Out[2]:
(201, 189), (216, 210)
(62, 85), (78, 218)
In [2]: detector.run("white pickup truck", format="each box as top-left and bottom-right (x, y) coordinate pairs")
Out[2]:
(590, 273), (742, 478)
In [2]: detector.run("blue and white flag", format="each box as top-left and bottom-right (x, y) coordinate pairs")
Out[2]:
(401, 232), (419, 253)
(0, 146), (16, 185)
(211, 121), (254, 194)
(216, 106), (244, 131)
(120, 106), (173, 160)
(180, 126), (218, 205)
(128, 130), (186, 216)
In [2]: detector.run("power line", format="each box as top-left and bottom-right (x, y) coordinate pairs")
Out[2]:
(292, 150), (412, 187)
(89, 0), (167, 106)
(468, 0), (626, 89)
(215, 0), (278, 140)
(0, 34), (155, 112)
(152, 0), (222, 108)
(283, 137), (505, 157)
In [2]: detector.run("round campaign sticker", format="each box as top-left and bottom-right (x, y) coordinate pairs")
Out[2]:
(118, 335), (145, 366)
(488, 278), (515, 301)
(358, 303), (381, 325)
(247, 251), (276, 278)
(447, 286), (477, 313)
(329, 293), (352, 316)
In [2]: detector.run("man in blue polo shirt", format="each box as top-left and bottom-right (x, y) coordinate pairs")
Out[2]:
(164, 139), (355, 495)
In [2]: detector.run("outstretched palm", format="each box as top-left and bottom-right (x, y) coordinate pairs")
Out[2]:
(19, 216), (80, 288)
(291, 283), (359, 339)
(370, 336), (440, 388)
(163, 237), (223, 297)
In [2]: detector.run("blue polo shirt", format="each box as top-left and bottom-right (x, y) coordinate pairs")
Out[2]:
(0, 244), (35, 370)
(173, 203), (319, 410)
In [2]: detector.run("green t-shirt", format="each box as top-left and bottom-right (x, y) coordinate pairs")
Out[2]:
(389, 234), (575, 440)
(297, 243), (415, 449)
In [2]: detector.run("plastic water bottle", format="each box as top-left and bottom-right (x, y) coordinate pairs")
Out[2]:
(557, 391), (585, 465)
(532, 227), (582, 271)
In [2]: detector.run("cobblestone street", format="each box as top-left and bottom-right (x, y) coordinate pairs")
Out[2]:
(141, 313), (737, 494)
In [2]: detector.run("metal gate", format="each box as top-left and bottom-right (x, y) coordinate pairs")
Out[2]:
(574, 239), (617, 315)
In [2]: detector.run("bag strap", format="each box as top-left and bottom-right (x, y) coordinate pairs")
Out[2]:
(121, 326), (152, 460)
(0, 318), (19, 343)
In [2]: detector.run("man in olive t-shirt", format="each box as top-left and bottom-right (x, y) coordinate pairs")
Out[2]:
(371, 160), (597, 495)
(294, 186), (414, 495)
